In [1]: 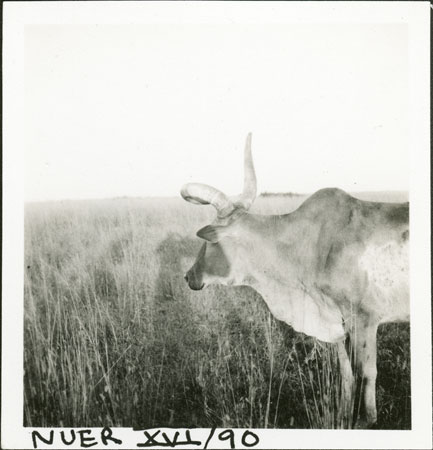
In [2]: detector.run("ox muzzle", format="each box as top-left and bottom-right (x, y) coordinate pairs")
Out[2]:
(184, 268), (204, 291)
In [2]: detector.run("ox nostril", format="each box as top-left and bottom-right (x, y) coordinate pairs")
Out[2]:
(184, 273), (189, 282)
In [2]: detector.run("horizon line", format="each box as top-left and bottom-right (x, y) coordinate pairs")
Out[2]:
(25, 189), (410, 205)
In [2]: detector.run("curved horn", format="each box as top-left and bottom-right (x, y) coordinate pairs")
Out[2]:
(236, 132), (257, 209)
(181, 183), (235, 217)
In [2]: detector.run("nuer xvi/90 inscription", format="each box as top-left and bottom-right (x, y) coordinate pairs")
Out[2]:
(181, 134), (409, 429)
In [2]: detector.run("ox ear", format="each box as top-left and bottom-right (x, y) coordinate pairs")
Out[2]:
(196, 224), (230, 243)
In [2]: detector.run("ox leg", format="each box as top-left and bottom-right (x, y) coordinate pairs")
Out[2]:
(336, 340), (354, 428)
(353, 321), (379, 428)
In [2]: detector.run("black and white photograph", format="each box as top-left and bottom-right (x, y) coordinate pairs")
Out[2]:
(2, 2), (431, 449)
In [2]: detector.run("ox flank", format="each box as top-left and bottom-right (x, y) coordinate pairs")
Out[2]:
(359, 240), (409, 322)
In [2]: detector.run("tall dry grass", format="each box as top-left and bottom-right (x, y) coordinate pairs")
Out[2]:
(24, 195), (410, 428)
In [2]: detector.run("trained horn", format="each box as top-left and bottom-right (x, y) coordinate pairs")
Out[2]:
(235, 132), (257, 210)
(181, 183), (235, 217)
(181, 133), (257, 216)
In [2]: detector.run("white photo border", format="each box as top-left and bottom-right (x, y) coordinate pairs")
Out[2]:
(2, 2), (431, 449)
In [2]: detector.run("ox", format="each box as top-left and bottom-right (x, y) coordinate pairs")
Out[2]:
(181, 133), (409, 428)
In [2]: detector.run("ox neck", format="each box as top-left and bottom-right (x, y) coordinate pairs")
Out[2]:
(239, 211), (292, 234)
(236, 211), (318, 289)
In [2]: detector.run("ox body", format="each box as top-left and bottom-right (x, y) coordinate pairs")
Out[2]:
(181, 134), (409, 428)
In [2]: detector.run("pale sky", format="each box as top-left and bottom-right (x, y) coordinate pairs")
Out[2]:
(24, 22), (408, 201)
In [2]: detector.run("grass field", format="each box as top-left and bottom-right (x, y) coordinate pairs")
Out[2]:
(24, 193), (411, 429)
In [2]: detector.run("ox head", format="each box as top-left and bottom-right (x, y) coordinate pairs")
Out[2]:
(181, 133), (257, 290)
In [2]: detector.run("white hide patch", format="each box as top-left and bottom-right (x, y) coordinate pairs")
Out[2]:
(262, 287), (345, 344)
(291, 288), (346, 343)
(359, 239), (409, 320)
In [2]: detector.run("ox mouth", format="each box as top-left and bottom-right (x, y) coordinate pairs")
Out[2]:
(189, 282), (205, 291)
